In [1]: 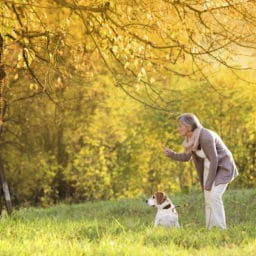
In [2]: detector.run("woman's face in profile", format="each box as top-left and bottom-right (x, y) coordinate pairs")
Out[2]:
(178, 122), (191, 137)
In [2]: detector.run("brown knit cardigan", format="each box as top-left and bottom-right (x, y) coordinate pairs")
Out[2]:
(167, 128), (238, 190)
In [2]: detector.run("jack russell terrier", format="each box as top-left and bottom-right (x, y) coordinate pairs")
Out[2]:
(146, 191), (180, 228)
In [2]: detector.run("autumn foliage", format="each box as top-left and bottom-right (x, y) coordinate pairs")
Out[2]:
(0, 0), (256, 205)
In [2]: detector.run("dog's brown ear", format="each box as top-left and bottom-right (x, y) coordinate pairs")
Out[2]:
(155, 191), (167, 205)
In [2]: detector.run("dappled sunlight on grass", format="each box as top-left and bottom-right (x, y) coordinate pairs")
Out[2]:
(0, 189), (255, 255)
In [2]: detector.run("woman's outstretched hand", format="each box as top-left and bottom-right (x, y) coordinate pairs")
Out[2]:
(163, 147), (174, 157)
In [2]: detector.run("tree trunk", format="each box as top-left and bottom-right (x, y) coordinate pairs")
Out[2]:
(0, 158), (12, 215)
(0, 33), (5, 133)
(0, 33), (12, 215)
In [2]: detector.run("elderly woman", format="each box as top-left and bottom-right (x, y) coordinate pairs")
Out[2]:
(164, 113), (238, 229)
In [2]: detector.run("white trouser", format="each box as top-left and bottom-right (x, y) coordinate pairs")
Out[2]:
(203, 165), (228, 229)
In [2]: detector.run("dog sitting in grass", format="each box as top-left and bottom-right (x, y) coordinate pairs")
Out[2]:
(146, 191), (180, 228)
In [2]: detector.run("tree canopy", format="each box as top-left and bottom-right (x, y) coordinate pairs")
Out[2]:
(2, 0), (256, 108)
(0, 0), (256, 206)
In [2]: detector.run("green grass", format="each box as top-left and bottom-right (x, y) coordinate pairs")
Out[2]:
(0, 189), (255, 255)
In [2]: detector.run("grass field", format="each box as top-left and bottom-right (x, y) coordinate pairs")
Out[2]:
(0, 189), (255, 256)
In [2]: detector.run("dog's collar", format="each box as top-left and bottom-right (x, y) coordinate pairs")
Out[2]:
(163, 204), (171, 209)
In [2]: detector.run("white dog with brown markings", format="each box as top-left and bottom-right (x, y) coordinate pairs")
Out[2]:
(146, 191), (180, 228)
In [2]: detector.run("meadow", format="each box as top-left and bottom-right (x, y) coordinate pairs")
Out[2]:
(0, 189), (255, 256)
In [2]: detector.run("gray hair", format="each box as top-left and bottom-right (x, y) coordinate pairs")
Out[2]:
(178, 113), (202, 131)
